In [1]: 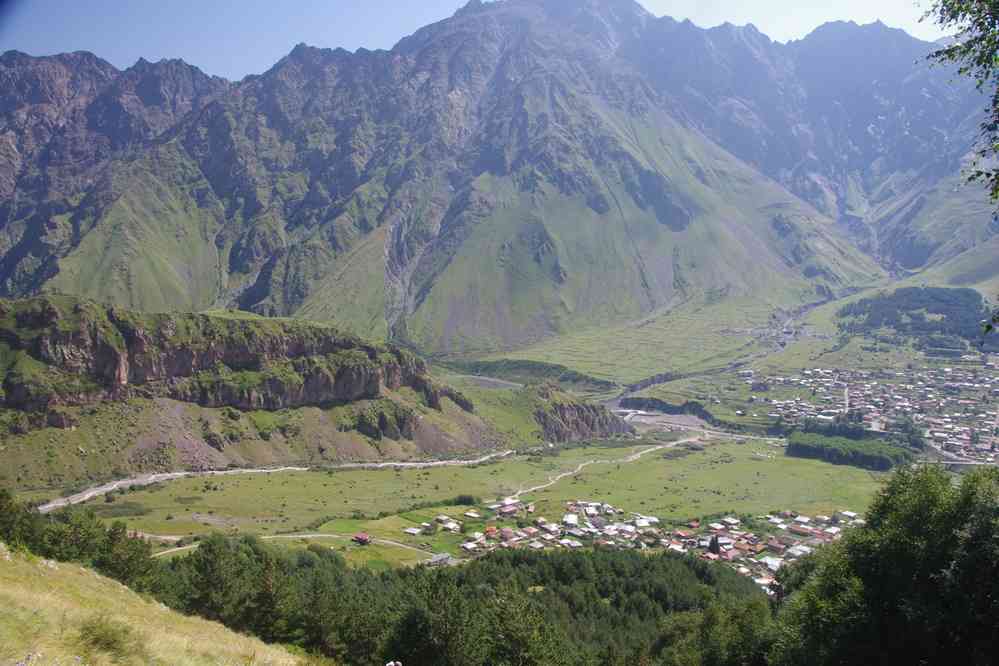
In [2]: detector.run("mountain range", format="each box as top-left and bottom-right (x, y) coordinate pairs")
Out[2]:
(1, 0), (995, 355)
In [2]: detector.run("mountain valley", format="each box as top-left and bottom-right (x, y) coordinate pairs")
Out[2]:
(2, 0), (993, 366)
(4, 2), (999, 664)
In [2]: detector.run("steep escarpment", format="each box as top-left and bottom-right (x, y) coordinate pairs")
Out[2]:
(0, 298), (633, 491)
(0, 294), (465, 415)
(533, 386), (634, 443)
(0, 295), (500, 489)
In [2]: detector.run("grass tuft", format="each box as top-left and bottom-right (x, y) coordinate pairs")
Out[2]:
(77, 614), (146, 663)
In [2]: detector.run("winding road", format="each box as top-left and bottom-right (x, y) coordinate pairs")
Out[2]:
(38, 451), (517, 514)
(153, 533), (434, 560)
(150, 438), (709, 559)
(510, 436), (702, 500)
(38, 467), (310, 514)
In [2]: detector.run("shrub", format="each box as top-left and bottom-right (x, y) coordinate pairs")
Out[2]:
(77, 614), (145, 662)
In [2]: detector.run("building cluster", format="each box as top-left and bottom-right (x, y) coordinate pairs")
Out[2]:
(413, 496), (865, 592)
(744, 363), (998, 462)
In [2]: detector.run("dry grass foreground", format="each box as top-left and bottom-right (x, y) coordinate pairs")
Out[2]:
(0, 543), (303, 665)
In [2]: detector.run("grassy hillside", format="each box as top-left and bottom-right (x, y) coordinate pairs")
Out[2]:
(920, 234), (999, 297)
(482, 297), (780, 384)
(870, 172), (996, 273)
(0, 392), (496, 494)
(403, 111), (883, 354)
(0, 547), (301, 665)
(48, 145), (227, 313)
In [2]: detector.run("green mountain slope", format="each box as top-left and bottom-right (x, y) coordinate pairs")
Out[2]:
(0, 0), (993, 360)
(0, 0), (885, 356)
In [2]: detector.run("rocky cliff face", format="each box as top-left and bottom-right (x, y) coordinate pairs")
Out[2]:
(533, 386), (634, 442)
(626, 18), (987, 270)
(0, 51), (228, 297)
(0, 295), (468, 418)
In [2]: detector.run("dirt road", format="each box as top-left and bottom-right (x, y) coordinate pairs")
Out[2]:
(510, 436), (702, 500)
(152, 533), (434, 560)
(39, 451), (517, 514)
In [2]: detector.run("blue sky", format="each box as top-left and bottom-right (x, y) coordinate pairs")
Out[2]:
(0, 0), (948, 80)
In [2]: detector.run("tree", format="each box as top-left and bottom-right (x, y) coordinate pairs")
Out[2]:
(926, 2), (999, 338)
(655, 598), (773, 666)
(247, 547), (295, 643)
(485, 592), (577, 666)
(94, 521), (154, 589)
(770, 465), (999, 665)
(178, 534), (260, 628)
(382, 574), (491, 666)
(41, 509), (107, 562)
(0, 488), (43, 550)
(927, 1), (999, 202)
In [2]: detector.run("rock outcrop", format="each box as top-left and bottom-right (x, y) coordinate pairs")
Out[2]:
(0, 295), (472, 416)
(533, 386), (634, 443)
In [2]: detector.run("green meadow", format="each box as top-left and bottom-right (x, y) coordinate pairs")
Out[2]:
(86, 441), (652, 537)
(485, 298), (779, 384)
(86, 437), (883, 564)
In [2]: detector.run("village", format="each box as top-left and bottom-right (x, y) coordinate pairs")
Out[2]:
(379, 493), (866, 594)
(733, 360), (999, 463)
(363, 360), (999, 581)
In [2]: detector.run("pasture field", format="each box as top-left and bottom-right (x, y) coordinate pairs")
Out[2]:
(760, 331), (924, 376)
(90, 436), (883, 565)
(269, 537), (431, 571)
(520, 440), (883, 521)
(752, 294), (927, 375)
(318, 441), (883, 555)
(483, 297), (780, 384)
(84, 441), (654, 537)
(319, 511), (475, 557)
(432, 375), (546, 445)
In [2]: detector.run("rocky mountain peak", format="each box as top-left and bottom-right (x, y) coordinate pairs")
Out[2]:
(793, 18), (929, 65)
(402, 0), (651, 56)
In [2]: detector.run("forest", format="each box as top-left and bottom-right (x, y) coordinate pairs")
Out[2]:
(3, 465), (999, 665)
(837, 287), (999, 351)
(785, 432), (914, 470)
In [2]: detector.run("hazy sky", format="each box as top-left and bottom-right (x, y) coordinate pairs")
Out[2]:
(0, 0), (948, 80)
